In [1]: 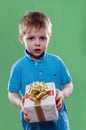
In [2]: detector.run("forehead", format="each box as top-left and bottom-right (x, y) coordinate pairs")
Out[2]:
(26, 27), (49, 35)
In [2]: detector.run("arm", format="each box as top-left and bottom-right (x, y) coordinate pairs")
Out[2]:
(55, 82), (73, 110)
(8, 92), (22, 109)
(8, 92), (30, 122)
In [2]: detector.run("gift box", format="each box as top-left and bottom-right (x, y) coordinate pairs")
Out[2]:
(24, 82), (58, 123)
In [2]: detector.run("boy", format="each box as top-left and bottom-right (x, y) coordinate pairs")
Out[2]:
(8, 11), (73, 130)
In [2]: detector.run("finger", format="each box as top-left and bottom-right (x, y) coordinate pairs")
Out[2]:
(56, 98), (62, 110)
(57, 103), (62, 111)
(56, 89), (60, 95)
(24, 114), (30, 122)
(55, 95), (61, 103)
(57, 104), (62, 111)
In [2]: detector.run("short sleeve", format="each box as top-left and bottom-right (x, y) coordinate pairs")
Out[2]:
(59, 58), (72, 85)
(8, 63), (21, 93)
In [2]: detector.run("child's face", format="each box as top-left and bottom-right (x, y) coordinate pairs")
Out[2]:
(20, 27), (51, 60)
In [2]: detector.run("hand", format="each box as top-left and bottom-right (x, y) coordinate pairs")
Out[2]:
(55, 89), (64, 111)
(21, 97), (30, 122)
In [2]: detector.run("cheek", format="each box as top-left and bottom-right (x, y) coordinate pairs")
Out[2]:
(25, 43), (33, 51)
(42, 43), (48, 51)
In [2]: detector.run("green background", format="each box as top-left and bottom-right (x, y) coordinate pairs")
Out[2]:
(0, 0), (86, 129)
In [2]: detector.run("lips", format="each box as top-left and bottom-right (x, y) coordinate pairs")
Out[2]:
(34, 49), (41, 53)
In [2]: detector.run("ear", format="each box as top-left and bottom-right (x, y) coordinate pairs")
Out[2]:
(19, 35), (24, 44)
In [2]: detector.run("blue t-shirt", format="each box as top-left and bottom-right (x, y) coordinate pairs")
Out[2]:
(8, 51), (72, 130)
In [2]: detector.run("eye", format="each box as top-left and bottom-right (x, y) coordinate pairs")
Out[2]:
(39, 36), (47, 41)
(27, 36), (35, 41)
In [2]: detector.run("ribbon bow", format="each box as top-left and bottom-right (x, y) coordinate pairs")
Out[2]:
(26, 82), (49, 103)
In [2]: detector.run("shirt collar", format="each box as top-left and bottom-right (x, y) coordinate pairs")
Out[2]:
(25, 50), (47, 63)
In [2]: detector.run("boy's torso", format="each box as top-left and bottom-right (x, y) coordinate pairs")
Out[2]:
(17, 53), (61, 95)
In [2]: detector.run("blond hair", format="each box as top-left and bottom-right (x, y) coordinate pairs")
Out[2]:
(19, 11), (52, 35)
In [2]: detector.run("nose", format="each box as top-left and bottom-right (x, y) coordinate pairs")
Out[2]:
(35, 39), (40, 46)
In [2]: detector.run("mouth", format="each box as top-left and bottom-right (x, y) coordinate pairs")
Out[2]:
(34, 49), (41, 53)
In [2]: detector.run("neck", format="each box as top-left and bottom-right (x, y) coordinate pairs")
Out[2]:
(26, 50), (45, 60)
